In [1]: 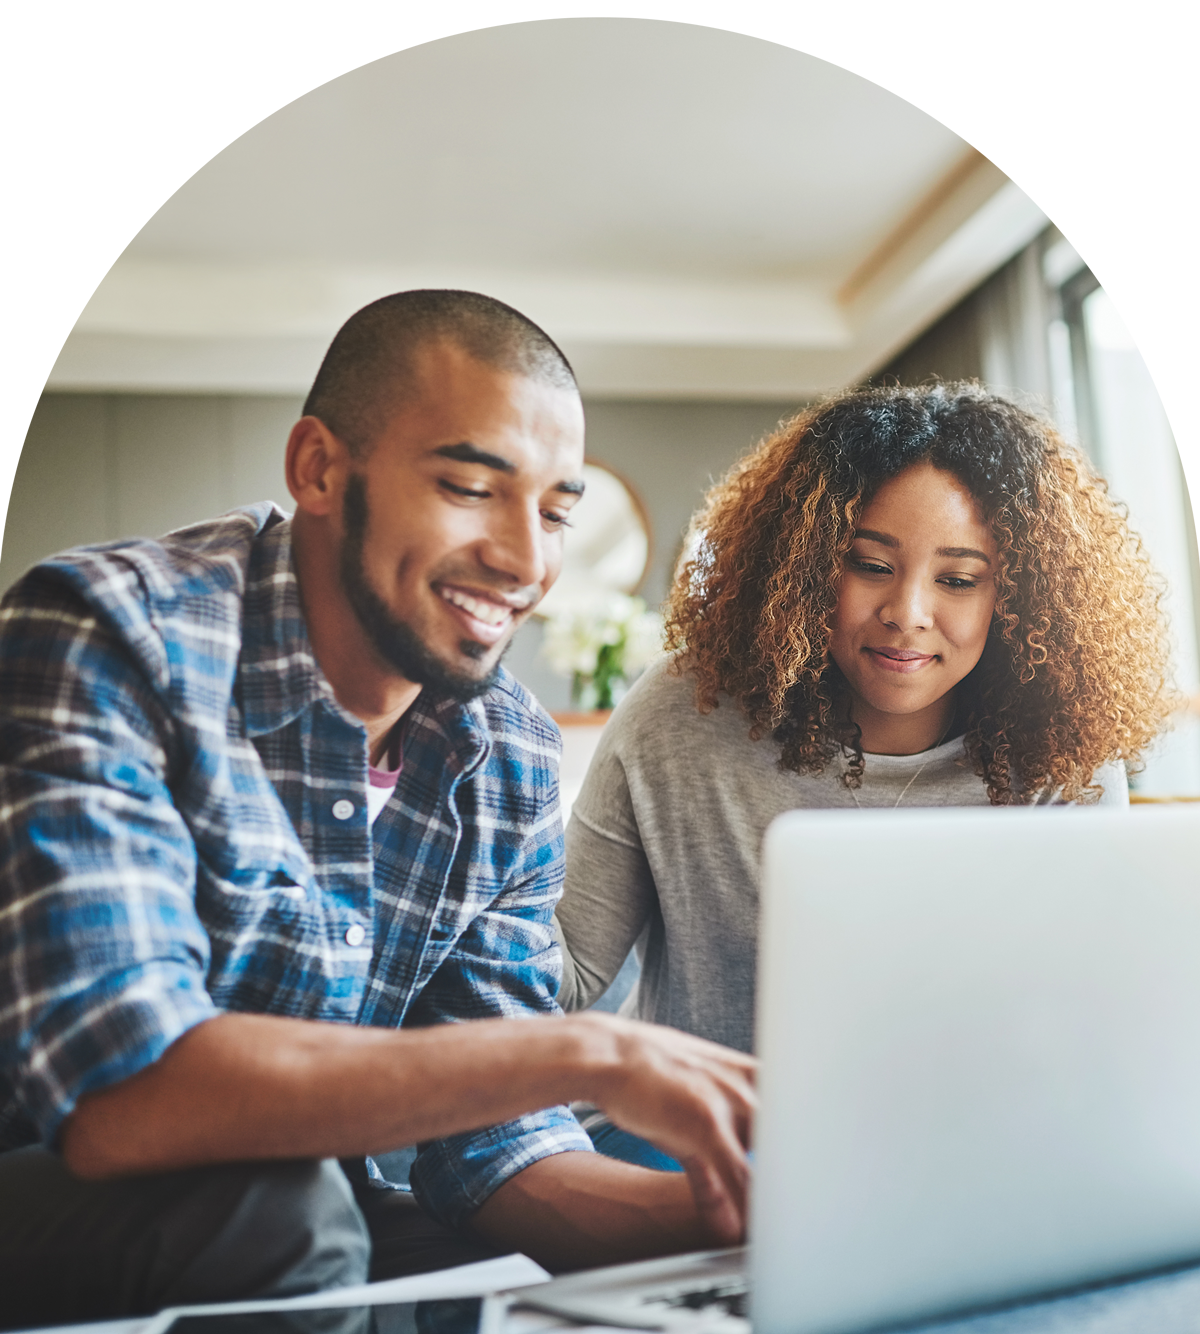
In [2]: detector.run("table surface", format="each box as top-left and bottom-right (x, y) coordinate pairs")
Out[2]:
(22, 1257), (1200, 1334)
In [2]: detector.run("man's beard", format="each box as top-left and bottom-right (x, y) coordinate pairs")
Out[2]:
(338, 472), (504, 702)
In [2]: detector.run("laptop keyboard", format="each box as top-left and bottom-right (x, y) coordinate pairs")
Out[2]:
(509, 1247), (749, 1332)
(643, 1278), (749, 1320)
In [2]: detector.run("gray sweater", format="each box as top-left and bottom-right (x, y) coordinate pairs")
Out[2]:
(555, 658), (1128, 1054)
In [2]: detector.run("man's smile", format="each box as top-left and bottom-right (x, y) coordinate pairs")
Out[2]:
(436, 582), (537, 643)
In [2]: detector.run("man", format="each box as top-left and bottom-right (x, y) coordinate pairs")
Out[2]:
(0, 291), (755, 1327)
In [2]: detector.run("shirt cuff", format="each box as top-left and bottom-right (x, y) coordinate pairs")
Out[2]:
(409, 1107), (594, 1230)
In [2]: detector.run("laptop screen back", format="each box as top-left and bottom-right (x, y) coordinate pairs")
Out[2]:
(752, 806), (1200, 1334)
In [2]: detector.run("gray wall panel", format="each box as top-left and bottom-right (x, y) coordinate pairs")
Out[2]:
(0, 394), (113, 589)
(230, 396), (303, 512)
(582, 398), (797, 605)
(111, 396), (232, 539)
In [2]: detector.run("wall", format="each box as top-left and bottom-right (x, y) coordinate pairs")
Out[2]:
(2, 391), (799, 711)
(0, 393), (300, 592)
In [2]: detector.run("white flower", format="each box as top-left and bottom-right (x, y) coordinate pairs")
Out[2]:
(623, 609), (665, 673)
(541, 614), (606, 676)
(539, 594), (665, 683)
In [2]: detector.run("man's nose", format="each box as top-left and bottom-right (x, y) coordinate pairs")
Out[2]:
(480, 503), (550, 591)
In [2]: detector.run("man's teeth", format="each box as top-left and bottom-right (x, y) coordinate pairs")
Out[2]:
(440, 588), (514, 627)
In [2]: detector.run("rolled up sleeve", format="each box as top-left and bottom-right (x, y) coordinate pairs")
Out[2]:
(0, 572), (217, 1148)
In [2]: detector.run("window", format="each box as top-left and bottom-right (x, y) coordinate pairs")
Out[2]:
(1061, 178), (1200, 789)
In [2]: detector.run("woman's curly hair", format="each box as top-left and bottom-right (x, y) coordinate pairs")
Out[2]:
(664, 381), (1176, 804)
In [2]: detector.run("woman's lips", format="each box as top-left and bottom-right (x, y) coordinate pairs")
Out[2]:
(864, 647), (938, 673)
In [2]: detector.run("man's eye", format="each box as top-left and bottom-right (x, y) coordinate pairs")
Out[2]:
(440, 480), (490, 500)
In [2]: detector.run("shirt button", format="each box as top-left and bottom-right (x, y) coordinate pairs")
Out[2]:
(332, 799), (355, 821)
(345, 924), (366, 947)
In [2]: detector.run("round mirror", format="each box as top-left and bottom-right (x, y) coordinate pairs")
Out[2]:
(536, 460), (651, 619)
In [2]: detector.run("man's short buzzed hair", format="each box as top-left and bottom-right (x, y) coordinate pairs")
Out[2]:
(302, 289), (578, 456)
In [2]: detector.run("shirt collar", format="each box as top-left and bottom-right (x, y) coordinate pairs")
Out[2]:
(236, 514), (332, 738)
(235, 515), (491, 776)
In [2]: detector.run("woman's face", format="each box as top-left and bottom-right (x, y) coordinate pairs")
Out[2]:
(827, 460), (999, 754)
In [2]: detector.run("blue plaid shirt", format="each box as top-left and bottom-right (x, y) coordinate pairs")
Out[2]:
(0, 504), (591, 1227)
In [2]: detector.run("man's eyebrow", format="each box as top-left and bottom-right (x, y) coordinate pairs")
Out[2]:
(937, 546), (993, 564)
(432, 442), (516, 473)
(433, 441), (585, 497)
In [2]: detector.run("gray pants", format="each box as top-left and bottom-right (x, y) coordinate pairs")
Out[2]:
(0, 1147), (497, 1330)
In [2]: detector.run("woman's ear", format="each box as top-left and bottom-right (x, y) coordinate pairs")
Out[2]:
(285, 416), (348, 517)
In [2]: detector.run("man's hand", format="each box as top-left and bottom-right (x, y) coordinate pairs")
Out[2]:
(568, 1013), (757, 1246)
(470, 1013), (756, 1270)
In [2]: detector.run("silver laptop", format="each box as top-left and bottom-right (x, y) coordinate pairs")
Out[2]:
(510, 805), (1200, 1333)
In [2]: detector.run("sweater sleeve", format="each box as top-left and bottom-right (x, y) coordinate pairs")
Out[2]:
(554, 709), (658, 1012)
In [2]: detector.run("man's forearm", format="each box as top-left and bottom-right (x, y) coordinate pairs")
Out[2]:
(470, 1152), (714, 1272)
(62, 1007), (755, 1254)
(61, 1010), (621, 1179)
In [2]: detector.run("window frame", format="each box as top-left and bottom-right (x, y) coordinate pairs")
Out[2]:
(1061, 176), (1200, 672)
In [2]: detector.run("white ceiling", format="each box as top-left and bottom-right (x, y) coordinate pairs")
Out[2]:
(51, 18), (1048, 400)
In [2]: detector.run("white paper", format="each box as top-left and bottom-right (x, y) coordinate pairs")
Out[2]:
(13, 1320), (154, 1334)
(132, 1253), (550, 1333)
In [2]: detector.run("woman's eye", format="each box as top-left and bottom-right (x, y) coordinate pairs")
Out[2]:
(543, 510), (573, 529)
(849, 557), (890, 575)
(939, 576), (980, 590)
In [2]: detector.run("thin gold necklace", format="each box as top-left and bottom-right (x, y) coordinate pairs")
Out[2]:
(847, 718), (957, 809)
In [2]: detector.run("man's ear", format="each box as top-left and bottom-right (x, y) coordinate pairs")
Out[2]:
(285, 417), (348, 517)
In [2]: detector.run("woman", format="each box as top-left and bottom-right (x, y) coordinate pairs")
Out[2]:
(555, 382), (1175, 1168)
